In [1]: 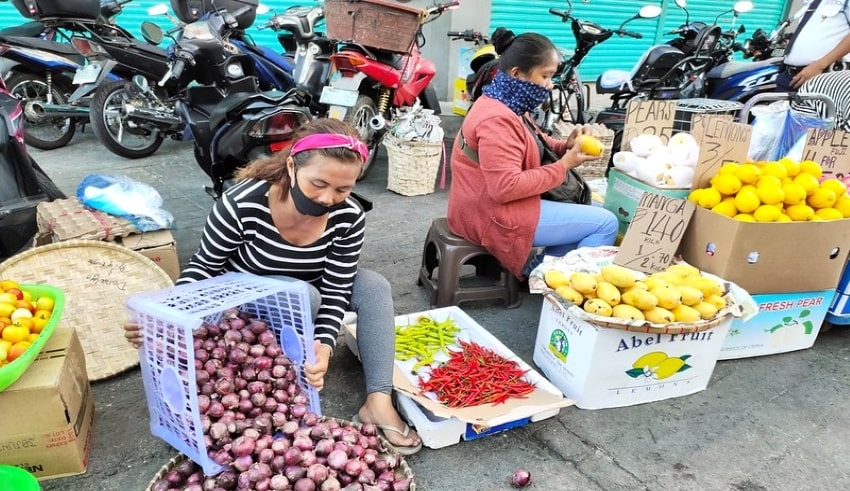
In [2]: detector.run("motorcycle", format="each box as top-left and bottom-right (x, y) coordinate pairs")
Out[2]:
(445, 29), (495, 104)
(0, 70), (65, 261)
(152, 0), (312, 197)
(320, 0), (460, 179)
(542, 0), (663, 131)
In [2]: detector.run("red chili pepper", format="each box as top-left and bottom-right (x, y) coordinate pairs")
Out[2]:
(418, 340), (536, 408)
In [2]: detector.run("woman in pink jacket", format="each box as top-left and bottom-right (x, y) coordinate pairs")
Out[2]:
(447, 28), (618, 279)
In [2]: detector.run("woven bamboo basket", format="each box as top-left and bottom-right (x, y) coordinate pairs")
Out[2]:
(0, 240), (174, 380)
(146, 417), (416, 490)
(553, 121), (615, 180)
(383, 134), (443, 197)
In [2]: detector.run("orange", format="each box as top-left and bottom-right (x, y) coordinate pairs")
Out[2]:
(577, 135), (604, 157)
(7, 341), (31, 362)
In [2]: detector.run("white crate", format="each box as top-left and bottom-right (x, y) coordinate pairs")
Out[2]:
(345, 306), (573, 449)
(126, 272), (319, 475)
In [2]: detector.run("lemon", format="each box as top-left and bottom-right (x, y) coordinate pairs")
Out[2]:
(786, 203), (816, 221)
(710, 197), (738, 218)
(799, 160), (823, 179)
(759, 162), (788, 180)
(819, 178), (848, 198)
(793, 173), (821, 196)
(719, 162), (741, 175)
(688, 188), (704, 204)
(753, 204), (783, 222)
(815, 207), (845, 220)
(712, 173), (742, 196)
(756, 182), (785, 205)
(781, 182), (808, 205)
(777, 157), (801, 178)
(577, 135), (604, 157)
(734, 163), (761, 184)
(734, 186), (760, 213)
(834, 195), (850, 218)
(756, 175), (783, 189)
(697, 186), (722, 209)
(776, 213), (792, 222)
(807, 188), (838, 209)
(733, 213), (756, 222)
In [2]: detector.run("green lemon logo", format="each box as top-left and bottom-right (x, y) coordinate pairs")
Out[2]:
(548, 329), (569, 362)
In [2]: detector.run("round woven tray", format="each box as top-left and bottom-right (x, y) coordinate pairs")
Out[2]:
(0, 240), (174, 381)
(146, 417), (416, 490)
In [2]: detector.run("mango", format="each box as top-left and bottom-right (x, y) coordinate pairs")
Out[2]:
(671, 304), (702, 323)
(595, 281), (621, 306)
(583, 298), (613, 317)
(622, 289), (658, 311)
(612, 304), (645, 321)
(600, 264), (637, 288)
(682, 276), (724, 298)
(650, 272), (684, 286)
(577, 135), (604, 157)
(643, 276), (671, 291)
(665, 263), (700, 279)
(650, 287), (682, 310)
(705, 294), (727, 311)
(544, 270), (570, 289)
(693, 301), (719, 320)
(569, 272), (598, 295)
(677, 285), (705, 306)
(644, 306), (675, 324)
(554, 285), (584, 305)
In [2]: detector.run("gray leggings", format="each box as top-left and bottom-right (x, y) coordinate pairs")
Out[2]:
(276, 269), (395, 395)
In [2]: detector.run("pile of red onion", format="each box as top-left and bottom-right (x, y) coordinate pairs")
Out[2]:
(148, 308), (413, 491)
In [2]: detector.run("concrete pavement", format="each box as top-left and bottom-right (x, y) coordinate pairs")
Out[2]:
(25, 109), (850, 491)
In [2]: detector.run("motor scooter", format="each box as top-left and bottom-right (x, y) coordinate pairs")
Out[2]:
(320, 0), (459, 179)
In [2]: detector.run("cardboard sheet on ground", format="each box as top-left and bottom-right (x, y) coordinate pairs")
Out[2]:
(346, 308), (573, 428)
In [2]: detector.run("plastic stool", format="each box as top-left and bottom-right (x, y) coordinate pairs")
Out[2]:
(417, 218), (521, 309)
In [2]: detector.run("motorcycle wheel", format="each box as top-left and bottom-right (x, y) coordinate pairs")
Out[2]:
(90, 80), (165, 159)
(343, 95), (379, 180)
(31, 158), (66, 200)
(6, 72), (76, 151)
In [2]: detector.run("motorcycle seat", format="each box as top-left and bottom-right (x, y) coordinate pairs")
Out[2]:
(0, 21), (46, 38)
(337, 42), (404, 69)
(707, 57), (783, 79)
(209, 88), (308, 130)
(0, 35), (81, 58)
(597, 45), (684, 94)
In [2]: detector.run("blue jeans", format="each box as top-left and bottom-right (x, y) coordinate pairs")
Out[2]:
(525, 200), (619, 274)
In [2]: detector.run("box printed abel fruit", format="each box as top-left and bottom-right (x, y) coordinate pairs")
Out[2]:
(529, 246), (753, 409)
(719, 289), (834, 360)
(344, 307), (573, 449)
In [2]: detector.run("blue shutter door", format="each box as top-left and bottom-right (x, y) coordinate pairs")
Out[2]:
(489, 0), (790, 82)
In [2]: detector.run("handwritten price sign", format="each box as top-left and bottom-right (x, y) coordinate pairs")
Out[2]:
(622, 100), (678, 146)
(801, 128), (850, 178)
(615, 193), (695, 273)
(689, 114), (751, 189)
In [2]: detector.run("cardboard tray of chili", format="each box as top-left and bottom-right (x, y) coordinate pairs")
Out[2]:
(345, 307), (574, 449)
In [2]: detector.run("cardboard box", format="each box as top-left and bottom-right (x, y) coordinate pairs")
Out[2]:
(604, 169), (691, 237)
(533, 294), (732, 409)
(0, 328), (94, 480)
(344, 307), (573, 449)
(680, 206), (850, 294)
(117, 230), (180, 281)
(719, 289), (834, 359)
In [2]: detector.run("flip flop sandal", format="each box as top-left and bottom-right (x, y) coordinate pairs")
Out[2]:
(352, 415), (423, 456)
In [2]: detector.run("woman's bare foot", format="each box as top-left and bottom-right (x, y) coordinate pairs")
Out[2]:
(357, 392), (421, 449)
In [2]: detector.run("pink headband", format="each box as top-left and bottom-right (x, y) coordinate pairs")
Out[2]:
(290, 133), (370, 163)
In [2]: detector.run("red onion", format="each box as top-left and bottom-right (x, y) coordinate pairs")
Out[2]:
(241, 328), (257, 344)
(285, 465), (307, 482)
(258, 447), (274, 464)
(327, 449), (348, 471)
(250, 392), (268, 408)
(275, 355), (293, 367)
(344, 459), (363, 477)
(253, 414), (273, 434)
(314, 438), (335, 457)
(217, 470), (238, 489)
(263, 398), (279, 414)
(241, 366), (257, 381)
(232, 454), (254, 472)
(223, 329), (242, 345)
(198, 394), (211, 414)
(228, 348), (248, 365)
(291, 404), (307, 419)
(246, 381), (266, 395)
(249, 344), (266, 358)
(271, 455), (287, 473)
(214, 378), (234, 396)
(237, 471), (252, 489)
(243, 428), (261, 440)
(310, 423), (330, 440)
(207, 400), (224, 419)
(271, 438), (290, 455)
(207, 322), (222, 337)
(231, 436), (256, 457)
(195, 348), (210, 363)
(281, 420), (300, 436)
(357, 468), (375, 485)
(229, 317), (246, 331)
(269, 474), (290, 491)
(256, 434), (273, 452)
(185, 484), (203, 491)
(358, 423), (377, 437)
(211, 346), (227, 360)
(362, 449), (377, 465)
(237, 398), (254, 415)
(307, 463), (329, 483)
(194, 325), (209, 339)
(211, 449), (232, 465)
(165, 469), (185, 487)
(511, 469), (532, 488)
(321, 476), (342, 491)
(302, 412), (319, 427)
(294, 436), (314, 452)
(249, 319), (269, 334)
(300, 449), (317, 467)
(220, 393), (239, 410)
(294, 477), (317, 491)
(392, 478), (412, 491)
(257, 330), (276, 347)
(284, 447), (303, 466)
(216, 366), (235, 380)
(204, 359), (221, 374)
(258, 369), (273, 382)
(208, 422), (228, 441)
(266, 344), (283, 357)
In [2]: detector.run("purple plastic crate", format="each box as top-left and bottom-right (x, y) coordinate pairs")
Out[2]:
(126, 272), (319, 475)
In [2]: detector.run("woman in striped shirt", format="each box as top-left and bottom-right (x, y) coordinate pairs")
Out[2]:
(128, 118), (422, 454)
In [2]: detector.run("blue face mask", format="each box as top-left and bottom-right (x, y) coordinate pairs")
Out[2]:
(482, 70), (551, 115)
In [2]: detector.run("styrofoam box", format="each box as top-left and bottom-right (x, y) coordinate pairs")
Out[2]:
(345, 306), (570, 449)
(719, 289), (834, 360)
(534, 294), (732, 410)
(126, 272), (319, 475)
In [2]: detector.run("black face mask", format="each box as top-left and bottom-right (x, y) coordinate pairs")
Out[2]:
(290, 170), (334, 217)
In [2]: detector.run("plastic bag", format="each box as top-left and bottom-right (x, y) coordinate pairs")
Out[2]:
(779, 110), (833, 161)
(748, 101), (790, 161)
(76, 174), (174, 232)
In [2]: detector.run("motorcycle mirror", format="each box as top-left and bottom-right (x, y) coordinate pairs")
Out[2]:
(147, 3), (169, 16)
(638, 5), (662, 19)
(738, 24), (746, 34)
(733, 0), (754, 14)
(140, 21), (165, 45)
(256, 3), (269, 15)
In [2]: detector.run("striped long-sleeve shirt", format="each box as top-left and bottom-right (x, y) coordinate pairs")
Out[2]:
(178, 179), (366, 348)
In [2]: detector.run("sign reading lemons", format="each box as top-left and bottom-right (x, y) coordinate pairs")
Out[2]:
(625, 351), (692, 380)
